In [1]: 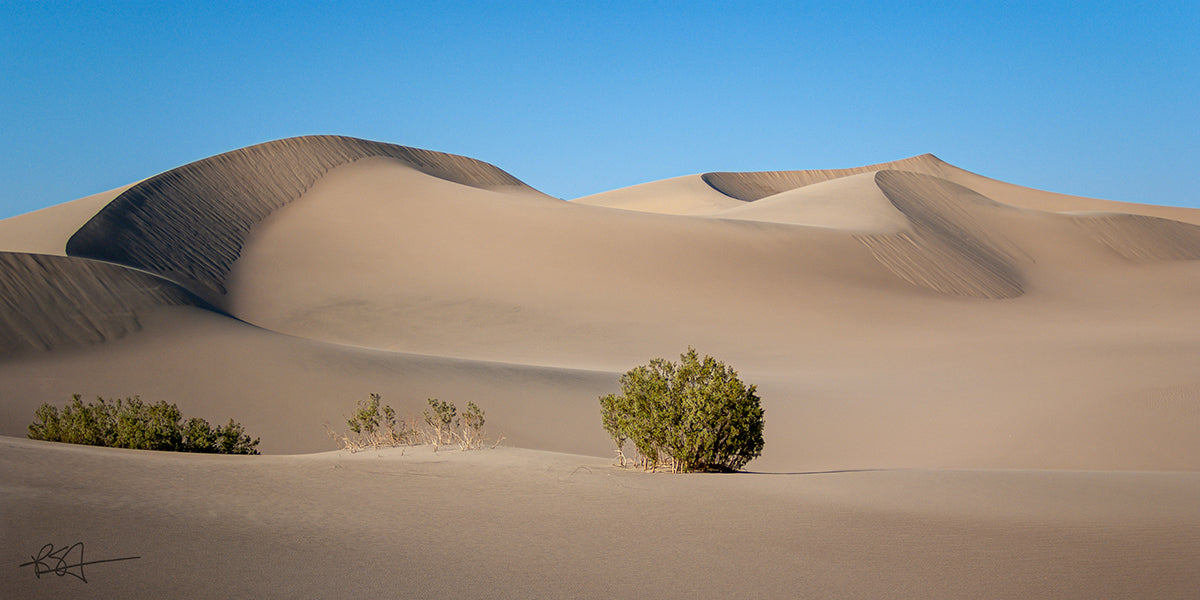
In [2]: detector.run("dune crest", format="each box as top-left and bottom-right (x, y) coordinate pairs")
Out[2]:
(0, 252), (201, 354)
(65, 135), (541, 305)
(572, 174), (748, 215)
(702, 154), (951, 201)
(855, 170), (1027, 299)
(712, 171), (910, 233)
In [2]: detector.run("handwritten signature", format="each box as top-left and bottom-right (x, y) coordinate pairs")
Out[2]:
(18, 543), (139, 583)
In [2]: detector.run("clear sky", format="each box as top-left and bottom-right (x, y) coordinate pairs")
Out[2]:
(2, 1), (1197, 219)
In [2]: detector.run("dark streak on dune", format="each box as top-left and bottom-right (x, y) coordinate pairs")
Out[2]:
(855, 171), (1026, 299)
(1071, 213), (1200, 261)
(702, 154), (949, 201)
(65, 136), (535, 305)
(0, 252), (201, 355)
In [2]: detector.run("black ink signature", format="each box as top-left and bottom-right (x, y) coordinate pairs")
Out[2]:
(18, 543), (140, 582)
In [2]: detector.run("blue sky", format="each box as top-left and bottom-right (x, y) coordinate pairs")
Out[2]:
(2, 1), (1196, 218)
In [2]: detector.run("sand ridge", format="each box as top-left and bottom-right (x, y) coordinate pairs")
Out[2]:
(701, 153), (953, 201)
(854, 170), (1028, 299)
(64, 135), (546, 306)
(0, 252), (202, 355)
(1070, 212), (1200, 261)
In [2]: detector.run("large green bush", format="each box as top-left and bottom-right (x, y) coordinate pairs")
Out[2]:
(28, 395), (259, 455)
(600, 348), (765, 472)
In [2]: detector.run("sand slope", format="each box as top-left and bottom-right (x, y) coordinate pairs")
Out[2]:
(0, 252), (203, 354)
(64, 136), (544, 306)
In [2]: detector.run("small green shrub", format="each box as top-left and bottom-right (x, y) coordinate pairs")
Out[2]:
(460, 401), (486, 450)
(423, 398), (458, 448)
(28, 395), (259, 455)
(600, 348), (765, 472)
(336, 393), (415, 451)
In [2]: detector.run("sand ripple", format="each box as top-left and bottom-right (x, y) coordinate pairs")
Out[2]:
(855, 171), (1026, 299)
(0, 252), (199, 354)
(65, 136), (535, 305)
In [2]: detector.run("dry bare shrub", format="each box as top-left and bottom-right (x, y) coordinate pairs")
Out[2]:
(330, 394), (493, 453)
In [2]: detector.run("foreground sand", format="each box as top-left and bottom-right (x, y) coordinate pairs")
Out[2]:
(2, 136), (1198, 597)
(3, 436), (1198, 599)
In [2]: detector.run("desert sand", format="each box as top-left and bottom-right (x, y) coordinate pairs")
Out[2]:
(2, 135), (1198, 597)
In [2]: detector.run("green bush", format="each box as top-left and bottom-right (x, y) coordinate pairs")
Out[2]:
(341, 393), (414, 450)
(423, 398), (458, 448)
(28, 395), (259, 455)
(600, 348), (765, 472)
(460, 401), (486, 449)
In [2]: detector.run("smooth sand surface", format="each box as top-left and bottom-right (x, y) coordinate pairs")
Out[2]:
(0, 183), (133, 256)
(3, 437), (1198, 599)
(2, 135), (1199, 597)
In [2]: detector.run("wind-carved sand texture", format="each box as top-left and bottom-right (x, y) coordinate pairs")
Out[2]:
(855, 170), (1027, 299)
(0, 252), (199, 354)
(65, 135), (538, 306)
(705, 164), (1028, 298)
(1070, 213), (1200, 261)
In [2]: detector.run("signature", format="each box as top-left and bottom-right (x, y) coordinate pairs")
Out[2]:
(18, 543), (140, 583)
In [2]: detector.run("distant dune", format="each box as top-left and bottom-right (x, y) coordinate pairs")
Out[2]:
(3, 135), (1200, 597)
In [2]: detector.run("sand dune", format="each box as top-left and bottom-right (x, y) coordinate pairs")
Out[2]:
(711, 171), (909, 232)
(64, 136), (543, 306)
(573, 173), (748, 215)
(2, 135), (1199, 597)
(0, 183), (133, 256)
(1, 135), (1198, 470)
(0, 252), (202, 354)
(854, 170), (1028, 299)
(702, 153), (953, 201)
(1071, 212), (1200, 261)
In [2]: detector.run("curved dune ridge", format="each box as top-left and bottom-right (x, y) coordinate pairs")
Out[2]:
(1071, 213), (1200, 261)
(702, 153), (952, 201)
(65, 135), (539, 305)
(711, 171), (911, 233)
(854, 170), (1027, 299)
(0, 252), (201, 354)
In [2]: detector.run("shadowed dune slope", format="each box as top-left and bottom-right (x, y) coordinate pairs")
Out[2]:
(1071, 213), (1200, 260)
(701, 153), (1200, 224)
(854, 170), (1027, 299)
(65, 135), (544, 306)
(0, 252), (203, 355)
(0, 183), (134, 256)
(711, 172), (909, 232)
